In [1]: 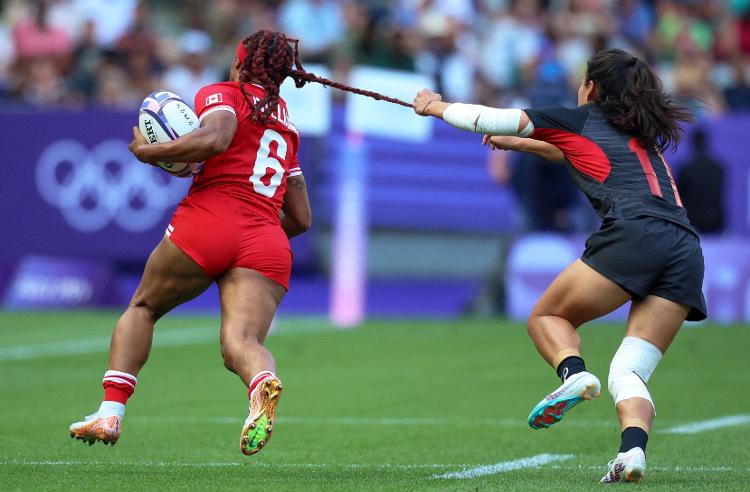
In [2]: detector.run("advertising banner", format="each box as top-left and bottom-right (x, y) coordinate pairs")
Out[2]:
(1, 109), (189, 264)
(0, 109), (316, 266)
(4, 255), (117, 309)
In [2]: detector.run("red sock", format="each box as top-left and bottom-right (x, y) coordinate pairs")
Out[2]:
(247, 370), (275, 398)
(102, 370), (137, 405)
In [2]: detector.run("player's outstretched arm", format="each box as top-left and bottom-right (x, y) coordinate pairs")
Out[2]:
(129, 111), (238, 164)
(280, 175), (312, 238)
(412, 89), (533, 137)
(482, 135), (565, 164)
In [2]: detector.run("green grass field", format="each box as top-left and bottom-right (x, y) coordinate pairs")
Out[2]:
(1, 311), (749, 490)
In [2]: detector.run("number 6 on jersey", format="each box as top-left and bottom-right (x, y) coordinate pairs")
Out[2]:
(250, 129), (287, 198)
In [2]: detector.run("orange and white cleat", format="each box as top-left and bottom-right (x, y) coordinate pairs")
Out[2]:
(69, 413), (121, 446)
(240, 376), (283, 456)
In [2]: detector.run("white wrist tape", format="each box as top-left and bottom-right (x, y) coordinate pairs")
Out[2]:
(442, 103), (534, 137)
(608, 336), (663, 413)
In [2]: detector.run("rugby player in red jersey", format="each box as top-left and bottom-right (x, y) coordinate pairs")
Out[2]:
(69, 30), (411, 455)
(413, 49), (706, 483)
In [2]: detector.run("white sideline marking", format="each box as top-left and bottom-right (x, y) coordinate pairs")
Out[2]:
(432, 453), (574, 479)
(0, 324), (330, 361)
(0, 327), (213, 361)
(547, 464), (750, 473)
(660, 415), (750, 435)
(132, 415), (615, 428)
(0, 460), (464, 469)
(2, 461), (748, 474)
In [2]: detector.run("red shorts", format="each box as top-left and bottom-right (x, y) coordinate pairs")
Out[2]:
(166, 192), (292, 290)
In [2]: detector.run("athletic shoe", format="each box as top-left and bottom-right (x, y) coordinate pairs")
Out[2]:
(527, 371), (601, 429)
(240, 376), (283, 455)
(600, 447), (646, 483)
(69, 413), (121, 446)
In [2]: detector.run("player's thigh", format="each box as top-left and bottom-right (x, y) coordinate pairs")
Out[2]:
(217, 268), (286, 346)
(625, 295), (689, 354)
(531, 259), (631, 328)
(131, 236), (213, 318)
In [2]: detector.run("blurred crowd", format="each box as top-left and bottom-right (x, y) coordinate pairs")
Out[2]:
(2, 0), (750, 114)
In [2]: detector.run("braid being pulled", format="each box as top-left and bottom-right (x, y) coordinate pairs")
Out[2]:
(236, 30), (412, 124)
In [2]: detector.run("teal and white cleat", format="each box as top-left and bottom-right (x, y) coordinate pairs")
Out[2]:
(527, 371), (601, 429)
(601, 447), (646, 483)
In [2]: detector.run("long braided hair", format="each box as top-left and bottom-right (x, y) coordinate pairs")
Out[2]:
(236, 30), (412, 124)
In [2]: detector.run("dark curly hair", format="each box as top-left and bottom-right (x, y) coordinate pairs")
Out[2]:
(586, 49), (693, 151)
(236, 30), (412, 124)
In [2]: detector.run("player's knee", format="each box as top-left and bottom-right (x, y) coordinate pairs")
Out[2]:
(219, 327), (263, 369)
(526, 312), (558, 337)
(526, 313), (542, 337)
(128, 296), (164, 322)
(608, 336), (663, 411)
(220, 344), (235, 372)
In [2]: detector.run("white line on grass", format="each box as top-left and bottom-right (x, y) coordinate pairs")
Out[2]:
(0, 460), (466, 469)
(131, 415), (616, 428)
(0, 327), (213, 361)
(546, 464), (750, 473)
(659, 415), (750, 434)
(432, 454), (574, 480)
(3, 461), (748, 474)
(0, 323), (330, 361)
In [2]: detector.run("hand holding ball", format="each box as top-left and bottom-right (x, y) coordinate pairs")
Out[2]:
(135, 90), (203, 178)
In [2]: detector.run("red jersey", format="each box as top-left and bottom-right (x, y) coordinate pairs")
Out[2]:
(191, 82), (302, 223)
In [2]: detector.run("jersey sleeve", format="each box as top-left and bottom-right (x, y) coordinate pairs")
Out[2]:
(524, 105), (611, 182)
(194, 84), (239, 122)
(524, 106), (588, 136)
(287, 130), (302, 177)
(288, 156), (302, 177)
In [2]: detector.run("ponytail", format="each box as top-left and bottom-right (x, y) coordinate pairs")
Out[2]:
(587, 49), (693, 151)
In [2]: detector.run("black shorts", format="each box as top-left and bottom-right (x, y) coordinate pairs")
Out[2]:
(581, 217), (707, 321)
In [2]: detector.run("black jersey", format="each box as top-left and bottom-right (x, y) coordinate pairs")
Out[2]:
(525, 104), (697, 235)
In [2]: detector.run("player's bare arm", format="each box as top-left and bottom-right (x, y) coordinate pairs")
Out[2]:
(280, 175), (312, 238)
(482, 135), (566, 164)
(129, 110), (238, 164)
(413, 88), (533, 136)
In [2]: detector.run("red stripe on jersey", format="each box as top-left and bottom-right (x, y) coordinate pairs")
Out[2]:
(628, 138), (662, 197)
(531, 128), (611, 182)
(656, 149), (684, 207)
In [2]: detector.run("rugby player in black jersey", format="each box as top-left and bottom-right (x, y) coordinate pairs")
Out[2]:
(413, 49), (705, 483)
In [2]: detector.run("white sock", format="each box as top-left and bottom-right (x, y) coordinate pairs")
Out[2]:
(98, 400), (126, 418)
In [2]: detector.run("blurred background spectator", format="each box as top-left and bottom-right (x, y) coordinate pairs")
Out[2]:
(0, 0), (746, 115)
(676, 128), (726, 235)
(163, 30), (220, 103)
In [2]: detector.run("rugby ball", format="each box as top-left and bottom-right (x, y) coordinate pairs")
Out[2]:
(138, 90), (203, 178)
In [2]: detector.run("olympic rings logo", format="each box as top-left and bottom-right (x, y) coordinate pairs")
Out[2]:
(36, 139), (189, 233)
